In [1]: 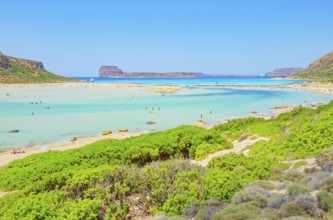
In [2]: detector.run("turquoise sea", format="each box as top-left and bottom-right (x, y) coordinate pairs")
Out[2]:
(0, 77), (332, 151)
(76, 76), (306, 85)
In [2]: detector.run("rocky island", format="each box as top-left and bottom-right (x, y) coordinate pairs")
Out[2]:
(99, 66), (202, 78)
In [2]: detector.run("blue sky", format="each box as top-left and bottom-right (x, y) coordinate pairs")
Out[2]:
(1, 0), (333, 76)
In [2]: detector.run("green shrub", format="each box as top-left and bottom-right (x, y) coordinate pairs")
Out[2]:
(267, 194), (291, 209)
(278, 202), (306, 218)
(293, 160), (308, 169)
(317, 190), (333, 212)
(231, 190), (267, 208)
(283, 170), (305, 182)
(287, 183), (308, 199)
(212, 202), (261, 220)
(246, 180), (275, 190)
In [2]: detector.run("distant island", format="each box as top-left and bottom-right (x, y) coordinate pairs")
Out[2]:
(265, 68), (304, 77)
(99, 66), (203, 78)
(0, 52), (72, 83)
(99, 66), (262, 78)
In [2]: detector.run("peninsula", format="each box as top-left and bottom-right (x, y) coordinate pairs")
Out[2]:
(291, 50), (333, 79)
(0, 52), (72, 83)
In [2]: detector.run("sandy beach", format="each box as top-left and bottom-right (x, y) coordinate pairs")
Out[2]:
(0, 82), (183, 94)
(0, 131), (142, 168)
(286, 81), (333, 96)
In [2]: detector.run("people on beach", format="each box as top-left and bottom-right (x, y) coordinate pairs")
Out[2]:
(10, 149), (25, 154)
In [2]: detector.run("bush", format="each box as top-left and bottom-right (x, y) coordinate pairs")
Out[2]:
(246, 180), (275, 190)
(287, 183), (308, 199)
(245, 186), (271, 197)
(231, 190), (267, 208)
(317, 190), (333, 212)
(261, 208), (280, 220)
(212, 202), (261, 220)
(267, 194), (292, 209)
(308, 171), (332, 190)
(283, 170), (305, 182)
(319, 176), (333, 192)
(316, 146), (333, 168)
(278, 202), (306, 218)
(323, 161), (333, 172)
(293, 160), (308, 169)
(295, 194), (320, 217)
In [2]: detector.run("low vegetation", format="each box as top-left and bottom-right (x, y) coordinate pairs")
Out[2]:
(1, 101), (333, 219)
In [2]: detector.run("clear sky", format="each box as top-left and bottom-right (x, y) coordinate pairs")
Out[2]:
(1, 0), (333, 76)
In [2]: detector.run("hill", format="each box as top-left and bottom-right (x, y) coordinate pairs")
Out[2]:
(292, 50), (333, 79)
(99, 65), (202, 78)
(265, 68), (304, 77)
(0, 52), (73, 83)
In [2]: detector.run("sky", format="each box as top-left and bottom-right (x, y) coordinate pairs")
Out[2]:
(1, 0), (333, 77)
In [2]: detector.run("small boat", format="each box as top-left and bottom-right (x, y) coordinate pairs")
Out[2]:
(103, 130), (112, 135)
(118, 129), (128, 132)
(90, 78), (95, 82)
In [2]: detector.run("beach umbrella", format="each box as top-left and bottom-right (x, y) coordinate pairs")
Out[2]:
(40, 146), (49, 151)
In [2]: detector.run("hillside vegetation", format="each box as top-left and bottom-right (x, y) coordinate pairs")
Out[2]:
(292, 50), (333, 79)
(0, 52), (73, 83)
(0, 101), (333, 219)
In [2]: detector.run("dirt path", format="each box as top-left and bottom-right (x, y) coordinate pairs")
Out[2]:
(192, 136), (270, 167)
(0, 190), (17, 199)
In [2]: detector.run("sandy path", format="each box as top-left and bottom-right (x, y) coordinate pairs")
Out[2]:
(0, 132), (143, 168)
(191, 136), (270, 167)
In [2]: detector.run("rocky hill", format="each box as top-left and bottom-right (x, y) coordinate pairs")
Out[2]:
(99, 65), (202, 78)
(265, 68), (304, 77)
(292, 51), (333, 79)
(0, 52), (72, 83)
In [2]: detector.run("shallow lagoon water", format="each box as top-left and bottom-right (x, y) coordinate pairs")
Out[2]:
(0, 83), (332, 151)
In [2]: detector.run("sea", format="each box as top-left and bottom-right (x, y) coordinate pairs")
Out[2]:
(0, 77), (332, 151)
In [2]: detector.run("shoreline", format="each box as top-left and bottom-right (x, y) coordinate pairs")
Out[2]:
(1, 81), (333, 95)
(0, 131), (144, 168)
(1, 81), (332, 167)
(0, 83), (182, 94)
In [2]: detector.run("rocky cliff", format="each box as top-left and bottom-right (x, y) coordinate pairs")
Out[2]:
(265, 68), (304, 77)
(0, 52), (10, 69)
(99, 66), (202, 78)
(0, 52), (72, 83)
(292, 51), (333, 79)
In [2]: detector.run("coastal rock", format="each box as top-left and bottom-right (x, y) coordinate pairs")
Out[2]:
(0, 53), (11, 69)
(102, 130), (112, 135)
(7, 56), (44, 70)
(99, 66), (124, 78)
(193, 120), (206, 128)
(99, 65), (202, 78)
(307, 51), (333, 70)
(265, 68), (304, 77)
